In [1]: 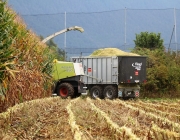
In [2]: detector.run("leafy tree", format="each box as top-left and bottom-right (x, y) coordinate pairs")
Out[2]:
(132, 32), (180, 97)
(134, 32), (164, 50)
(131, 47), (180, 97)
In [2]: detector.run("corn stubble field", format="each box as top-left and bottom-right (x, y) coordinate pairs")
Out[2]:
(0, 97), (180, 140)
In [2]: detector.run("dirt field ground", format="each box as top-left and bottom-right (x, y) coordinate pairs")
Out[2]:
(0, 97), (180, 140)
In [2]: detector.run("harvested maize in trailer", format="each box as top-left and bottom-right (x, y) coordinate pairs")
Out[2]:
(90, 48), (139, 56)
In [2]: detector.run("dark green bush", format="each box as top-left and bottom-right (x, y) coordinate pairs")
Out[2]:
(132, 32), (180, 97)
(132, 47), (180, 97)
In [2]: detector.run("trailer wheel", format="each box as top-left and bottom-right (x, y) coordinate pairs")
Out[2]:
(103, 85), (117, 100)
(57, 83), (74, 99)
(90, 86), (103, 99)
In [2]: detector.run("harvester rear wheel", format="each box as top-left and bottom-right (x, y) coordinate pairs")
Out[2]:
(57, 83), (74, 99)
(90, 85), (103, 99)
(103, 85), (117, 100)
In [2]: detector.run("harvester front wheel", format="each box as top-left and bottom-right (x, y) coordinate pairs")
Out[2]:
(103, 85), (117, 100)
(57, 83), (74, 99)
(90, 85), (103, 99)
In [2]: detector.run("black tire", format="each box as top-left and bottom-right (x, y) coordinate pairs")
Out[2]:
(57, 83), (74, 99)
(103, 85), (117, 100)
(90, 85), (103, 99)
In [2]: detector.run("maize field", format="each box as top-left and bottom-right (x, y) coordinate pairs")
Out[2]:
(0, 2), (55, 112)
(0, 97), (180, 140)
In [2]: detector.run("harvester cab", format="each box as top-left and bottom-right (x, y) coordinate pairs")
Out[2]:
(52, 59), (87, 98)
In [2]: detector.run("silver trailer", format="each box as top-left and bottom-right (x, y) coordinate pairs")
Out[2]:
(71, 56), (146, 99)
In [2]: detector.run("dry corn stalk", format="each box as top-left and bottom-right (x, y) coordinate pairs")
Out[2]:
(66, 98), (83, 140)
(137, 100), (180, 114)
(113, 100), (180, 133)
(158, 101), (179, 108)
(151, 124), (180, 140)
(128, 101), (180, 122)
(0, 97), (57, 119)
(87, 98), (140, 140)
